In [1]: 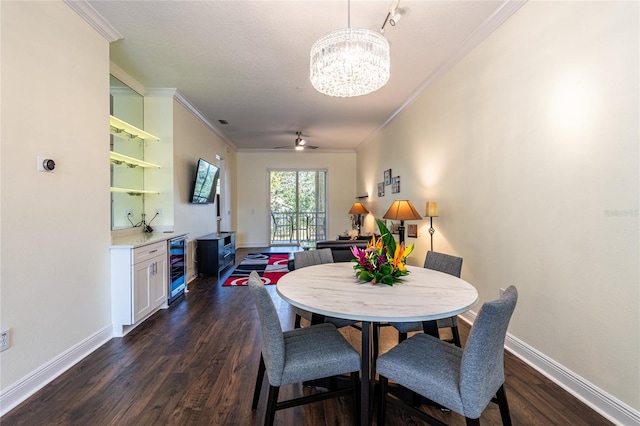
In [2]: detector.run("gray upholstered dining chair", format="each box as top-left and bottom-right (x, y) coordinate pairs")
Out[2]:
(248, 271), (361, 426)
(389, 251), (464, 346)
(292, 249), (359, 329)
(376, 285), (518, 426)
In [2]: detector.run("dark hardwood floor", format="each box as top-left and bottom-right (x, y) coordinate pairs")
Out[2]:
(2, 247), (612, 425)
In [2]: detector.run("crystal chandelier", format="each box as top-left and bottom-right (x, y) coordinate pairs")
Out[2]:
(310, 1), (390, 98)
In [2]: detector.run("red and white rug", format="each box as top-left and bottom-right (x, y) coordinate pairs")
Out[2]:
(221, 253), (290, 286)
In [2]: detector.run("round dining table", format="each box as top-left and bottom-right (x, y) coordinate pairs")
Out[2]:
(277, 262), (479, 426)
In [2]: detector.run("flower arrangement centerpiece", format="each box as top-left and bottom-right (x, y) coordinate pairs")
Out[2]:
(350, 219), (414, 286)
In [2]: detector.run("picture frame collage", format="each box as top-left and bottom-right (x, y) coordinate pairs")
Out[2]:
(378, 168), (400, 197)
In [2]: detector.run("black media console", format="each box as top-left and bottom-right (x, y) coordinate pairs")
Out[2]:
(196, 232), (236, 278)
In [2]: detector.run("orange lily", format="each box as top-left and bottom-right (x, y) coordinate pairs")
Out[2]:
(366, 235), (384, 252)
(392, 242), (414, 272)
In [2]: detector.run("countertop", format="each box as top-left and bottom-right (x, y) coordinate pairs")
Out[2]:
(110, 231), (188, 249)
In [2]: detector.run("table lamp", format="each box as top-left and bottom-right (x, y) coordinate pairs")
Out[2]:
(348, 202), (369, 236)
(425, 201), (438, 251)
(382, 200), (422, 244)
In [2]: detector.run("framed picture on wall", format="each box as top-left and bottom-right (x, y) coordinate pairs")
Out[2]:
(391, 176), (401, 193)
(385, 220), (397, 234)
(378, 182), (385, 197)
(407, 224), (418, 238)
(384, 169), (392, 185)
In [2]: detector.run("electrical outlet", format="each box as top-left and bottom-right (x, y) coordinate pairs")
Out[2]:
(125, 209), (133, 217)
(499, 288), (506, 297)
(0, 329), (10, 352)
(155, 209), (163, 216)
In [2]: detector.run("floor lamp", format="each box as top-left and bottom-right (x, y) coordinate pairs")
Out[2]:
(382, 200), (422, 245)
(426, 201), (438, 252)
(348, 202), (369, 236)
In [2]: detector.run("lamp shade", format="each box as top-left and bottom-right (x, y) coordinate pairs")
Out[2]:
(348, 202), (369, 215)
(383, 200), (422, 221)
(425, 201), (439, 217)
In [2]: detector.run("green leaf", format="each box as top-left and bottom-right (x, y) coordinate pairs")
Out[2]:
(376, 219), (396, 256)
(381, 275), (395, 286)
(358, 271), (374, 282)
(379, 264), (392, 275)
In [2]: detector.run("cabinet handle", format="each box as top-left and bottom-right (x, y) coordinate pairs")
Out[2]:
(149, 249), (158, 254)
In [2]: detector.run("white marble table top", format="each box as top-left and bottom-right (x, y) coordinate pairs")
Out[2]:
(277, 262), (479, 323)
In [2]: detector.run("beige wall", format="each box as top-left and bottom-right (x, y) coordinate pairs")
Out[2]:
(0, 0), (111, 389)
(357, 1), (639, 411)
(172, 99), (237, 240)
(236, 152), (356, 247)
(0, 1), (238, 408)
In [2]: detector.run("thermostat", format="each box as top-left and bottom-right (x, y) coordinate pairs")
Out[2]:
(37, 156), (56, 172)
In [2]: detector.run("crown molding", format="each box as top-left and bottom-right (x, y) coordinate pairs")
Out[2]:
(357, 0), (528, 152)
(144, 88), (238, 151)
(64, 0), (123, 42)
(236, 148), (356, 154)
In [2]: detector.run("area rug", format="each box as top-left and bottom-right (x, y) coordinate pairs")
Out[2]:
(222, 253), (290, 286)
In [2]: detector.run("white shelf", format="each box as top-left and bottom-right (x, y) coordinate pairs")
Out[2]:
(110, 187), (160, 196)
(110, 151), (160, 168)
(110, 115), (160, 142)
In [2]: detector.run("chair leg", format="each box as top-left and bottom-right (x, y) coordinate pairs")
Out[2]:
(351, 371), (360, 426)
(329, 376), (338, 390)
(265, 385), (280, 426)
(398, 331), (408, 343)
(496, 384), (512, 426)
(294, 314), (302, 329)
(252, 355), (266, 411)
(372, 323), (380, 363)
(378, 375), (388, 426)
(465, 418), (480, 426)
(451, 325), (462, 347)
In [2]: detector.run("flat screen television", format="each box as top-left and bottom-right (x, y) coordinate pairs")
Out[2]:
(190, 158), (219, 204)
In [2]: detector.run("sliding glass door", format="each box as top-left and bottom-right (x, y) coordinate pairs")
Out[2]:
(269, 170), (326, 246)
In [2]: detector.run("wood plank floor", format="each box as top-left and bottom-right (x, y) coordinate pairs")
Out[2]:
(2, 247), (612, 425)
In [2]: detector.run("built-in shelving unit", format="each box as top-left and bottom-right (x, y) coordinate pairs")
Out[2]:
(110, 115), (160, 142)
(110, 151), (160, 169)
(110, 115), (161, 198)
(110, 187), (160, 196)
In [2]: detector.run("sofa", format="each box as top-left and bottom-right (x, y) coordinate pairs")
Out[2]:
(287, 236), (375, 270)
(315, 236), (373, 262)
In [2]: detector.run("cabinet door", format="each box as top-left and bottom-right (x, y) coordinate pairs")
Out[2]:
(152, 255), (167, 306)
(133, 258), (154, 323)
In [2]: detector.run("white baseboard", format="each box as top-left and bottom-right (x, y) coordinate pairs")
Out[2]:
(459, 312), (640, 426)
(0, 325), (113, 416)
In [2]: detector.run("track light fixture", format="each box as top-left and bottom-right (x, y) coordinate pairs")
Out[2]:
(380, 1), (403, 33)
(389, 8), (402, 26)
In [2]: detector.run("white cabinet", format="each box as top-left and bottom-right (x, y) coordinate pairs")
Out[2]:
(111, 241), (168, 336)
(132, 253), (167, 323)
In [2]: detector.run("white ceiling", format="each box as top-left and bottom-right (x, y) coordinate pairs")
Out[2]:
(86, 0), (524, 152)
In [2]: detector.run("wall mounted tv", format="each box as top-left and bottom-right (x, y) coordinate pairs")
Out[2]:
(190, 158), (220, 204)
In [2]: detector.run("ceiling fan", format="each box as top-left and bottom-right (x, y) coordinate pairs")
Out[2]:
(275, 132), (319, 150)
